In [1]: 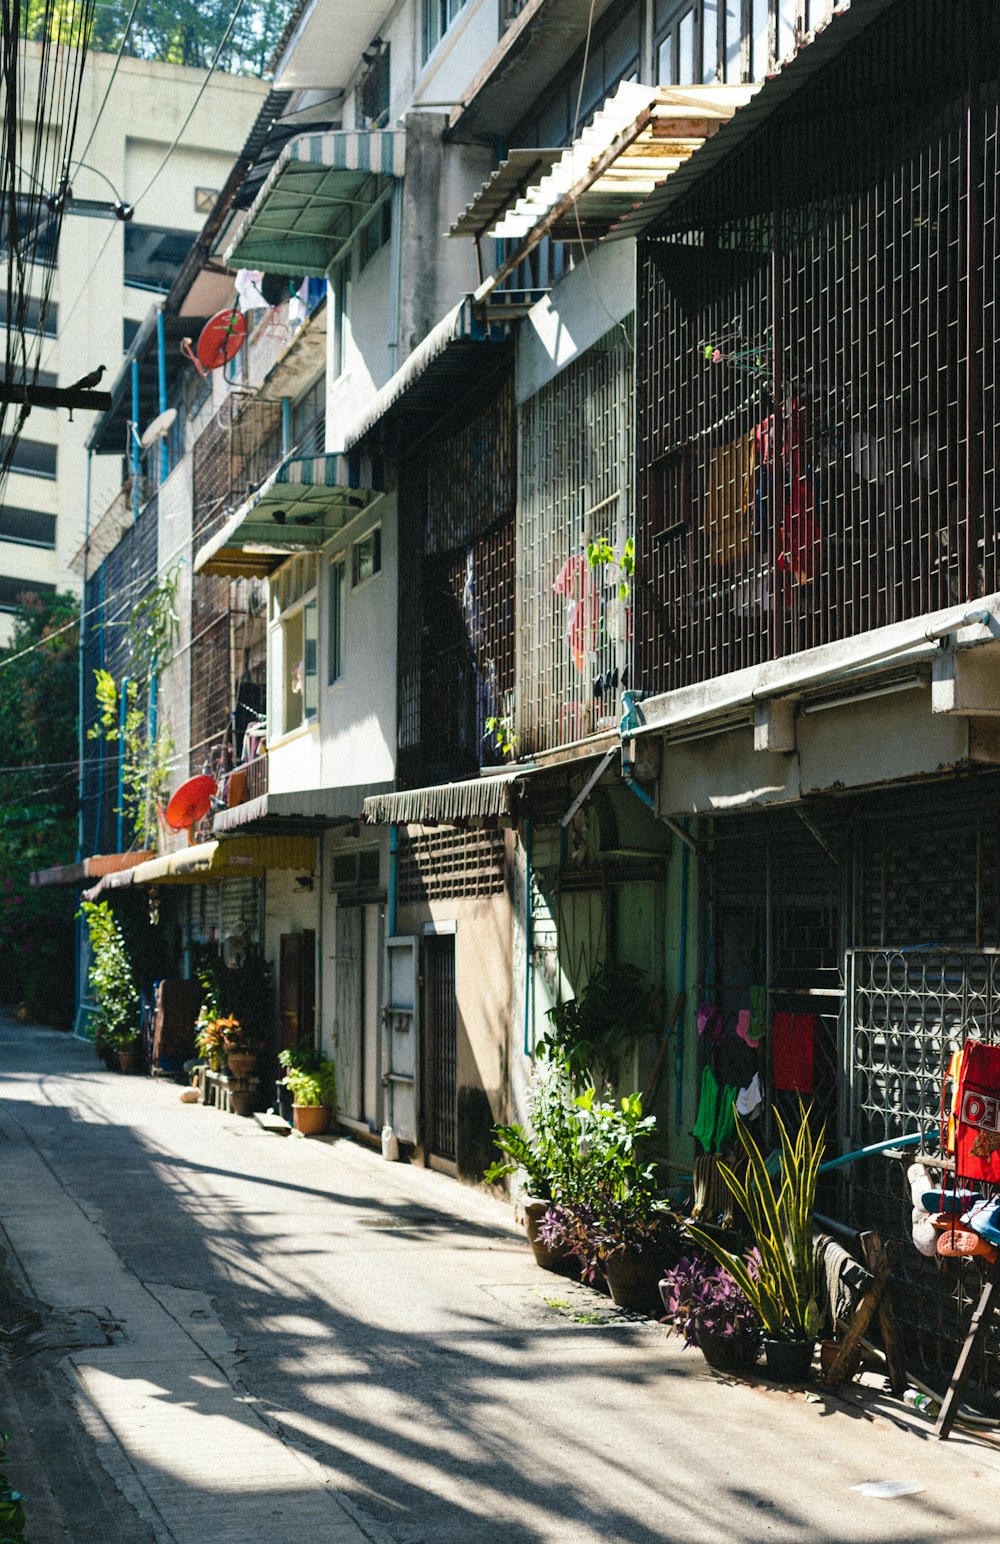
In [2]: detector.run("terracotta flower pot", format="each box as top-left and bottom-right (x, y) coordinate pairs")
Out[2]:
(602, 1253), (663, 1315)
(225, 1049), (257, 1079)
(292, 1104), (331, 1136)
(117, 1047), (141, 1074)
(523, 1199), (578, 1277)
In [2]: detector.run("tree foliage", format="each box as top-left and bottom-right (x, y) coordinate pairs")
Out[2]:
(0, 591), (79, 1022)
(21, 0), (298, 75)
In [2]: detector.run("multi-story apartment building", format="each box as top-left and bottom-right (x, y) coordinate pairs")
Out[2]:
(47, 0), (1000, 1399)
(0, 47), (267, 643)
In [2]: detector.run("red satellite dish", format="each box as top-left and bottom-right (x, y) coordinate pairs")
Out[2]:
(196, 308), (247, 371)
(165, 775), (216, 844)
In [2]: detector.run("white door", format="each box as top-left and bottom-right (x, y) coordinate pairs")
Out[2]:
(384, 935), (419, 1144)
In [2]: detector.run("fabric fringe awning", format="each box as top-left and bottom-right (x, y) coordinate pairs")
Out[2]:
(363, 770), (528, 826)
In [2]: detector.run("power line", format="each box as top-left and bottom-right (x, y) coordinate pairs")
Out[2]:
(72, 0), (146, 171)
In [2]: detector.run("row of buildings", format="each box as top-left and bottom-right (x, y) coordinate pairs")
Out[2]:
(32, 0), (1000, 1393)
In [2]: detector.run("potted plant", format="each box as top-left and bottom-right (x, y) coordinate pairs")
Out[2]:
(281, 1057), (336, 1135)
(536, 1087), (680, 1313)
(539, 959), (659, 1091)
(276, 1045), (320, 1123)
(194, 1006), (225, 1074)
(216, 1015), (260, 1079)
(659, 1251), (762, 1370)
(81, 900), (142, 1072)
(686, 1106), (825, 1380)
(484, 1056), (587, 1272)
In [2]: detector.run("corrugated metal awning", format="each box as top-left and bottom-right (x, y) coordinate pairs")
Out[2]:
(224, 128), (405, 277)
(448, 149), (561, 238)
(81, 836), (317, 898)
(31, 850), (154, 889)
(476, 81), (757, 295)
(343, 296), (510, 450)
(213, 782), (393, 834)
(363, 770), (531, 826)
(193, 452), (382, 577)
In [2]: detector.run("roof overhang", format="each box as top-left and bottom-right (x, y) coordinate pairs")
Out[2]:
(30, 850), (154, 889)
(271, 0), (392, 90)
(257, 298), (328, 402)
(82, 836), (318, 899)
(448, 150), (561, 238)
(193, 452), (383, 578)
(86, 309), (211, 457)
(448, 0), (621, 143)
(344, 295), (512, 450)
(224, 129), (405, 277)
(474, 82), (758, 296)
(213, 782), (393, 834)
(363, 769), (531, 827)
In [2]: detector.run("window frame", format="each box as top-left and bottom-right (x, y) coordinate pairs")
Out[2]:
(328, 551), (346, 685)
(268, 554), (320, 739)
(351, 525), (382, 589)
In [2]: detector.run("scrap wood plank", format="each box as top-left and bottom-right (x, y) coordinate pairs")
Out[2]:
(825, 1232), (897, 1389)
(935, 1254), (1000, 1440)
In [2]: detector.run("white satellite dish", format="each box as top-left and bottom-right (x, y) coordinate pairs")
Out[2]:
(140, 406), (177, 448)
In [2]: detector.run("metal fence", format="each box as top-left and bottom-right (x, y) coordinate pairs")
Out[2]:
(637, 0), (1000, 695)
(517, 324), (634, 754)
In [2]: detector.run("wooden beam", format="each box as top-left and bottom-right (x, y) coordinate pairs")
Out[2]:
(0, 382), (113, 411)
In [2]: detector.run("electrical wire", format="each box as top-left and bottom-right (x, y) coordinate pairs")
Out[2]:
(71, 0), (144, 172)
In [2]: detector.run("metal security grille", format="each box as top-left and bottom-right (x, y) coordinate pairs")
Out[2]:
(397, 828), (506, 904)
(397, 379), (516, 787)
(81, 494), (159, 854)
(189, 575), (266, 776)
(424, 934), (457, 1160)
(192, 392), (283, 546)
(518, 324), (634, 754)
(637, 1), (1000, 695)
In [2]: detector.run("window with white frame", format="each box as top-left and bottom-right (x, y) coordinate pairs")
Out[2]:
(328, 552), (345, 684)
(269, 554), (319, 736)
(332, 254), (351, 379)
(422, 0), (467, 62)
(352, 525), (381, 587)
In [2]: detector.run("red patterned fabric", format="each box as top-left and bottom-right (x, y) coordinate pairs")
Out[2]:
(771, 1011), (815, 1094)
(954, 1040), (1000, 1185)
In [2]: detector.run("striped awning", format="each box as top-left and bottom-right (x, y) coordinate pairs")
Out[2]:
(224, 128), (405, 277)
(31, 850), (153, 889)
(363, 770), (531, 826)
(194, 452), (382, 577)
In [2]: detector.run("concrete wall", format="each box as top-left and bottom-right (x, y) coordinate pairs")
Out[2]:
(1, 48), (266, 644)
(155, 458), (193, 786)
(516, 239), (636, 402)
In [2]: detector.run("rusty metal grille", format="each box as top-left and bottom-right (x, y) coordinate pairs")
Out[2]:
(192, 393), (283, 545)
(189, 575), (266, 775)
(518, 325), (634, 754)
(424, 934), (457, 1160)
(637, 1), (1000, 695)
(398, 828), (506, 904)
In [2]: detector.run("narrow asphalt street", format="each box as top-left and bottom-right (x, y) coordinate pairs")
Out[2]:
(2, 1020), (1000, 1544)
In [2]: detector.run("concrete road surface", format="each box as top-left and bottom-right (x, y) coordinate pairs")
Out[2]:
(1, 1019), (999, 1543)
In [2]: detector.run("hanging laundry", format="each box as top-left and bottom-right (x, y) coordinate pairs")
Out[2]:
(234, 269), (269, 312)
(693, 1064), (721, 1152)
(735, 1072), (763, 1120)
(288, 276), (310, 327)
(552, 553), (600, 674)
(951, 1040), (1000, 1185)
(704, 434), (754, 566)
(749, 985), (767, 1043)
(696, 1003), (724, 1046)
(771, 1010), (815, 1094)
(714, 1082), (738, 1150)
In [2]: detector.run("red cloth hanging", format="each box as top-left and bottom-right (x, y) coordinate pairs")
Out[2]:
(771, 1011), (815, 1094)
(953, 1040), (1000, 1185)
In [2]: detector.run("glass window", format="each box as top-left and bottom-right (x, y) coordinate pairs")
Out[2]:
(328, 555), (345, 683)
(124, 224), (195, 292)
(303, 596), (318, 719)
(0, 505), (56, 546)
(332, 256), (351, 380)
(0, 196), (58, 268)
(0, 576), (54, 612)
(270, 556), (318, 735)
(703, 0), (718, 80)
(352, 526), (381, 586)
(0, 294), (57, 335)
(2, 437), (57, 479)
(752, 0), (769, 76)
(422, 0), (467, 62)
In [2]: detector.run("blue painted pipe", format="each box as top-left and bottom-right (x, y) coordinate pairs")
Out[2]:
(524, 817), (533, 1057)
(818, 1130), (929, 1174)
(156, 309), (168, 483)
(117, 675), (129, 852)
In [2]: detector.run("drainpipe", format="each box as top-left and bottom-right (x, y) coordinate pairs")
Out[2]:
(117, 676), (129, 852)
(77, 451), (92, 863)
(388, 824), (398, 937)
(131, 359), (141, 520)
(524, 817), (533, 1057)
(281, 397), (291, 458)
(156, 308), (168, 483)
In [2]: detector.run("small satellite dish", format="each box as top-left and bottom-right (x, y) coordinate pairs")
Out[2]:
(140, 407), (178, 448)
(165, 774), (216, 844)
(196, 307), (247, 370)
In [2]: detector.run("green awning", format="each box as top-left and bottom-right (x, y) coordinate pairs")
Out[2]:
(193, 452), (382, 578)
(223, 129), (405, 277)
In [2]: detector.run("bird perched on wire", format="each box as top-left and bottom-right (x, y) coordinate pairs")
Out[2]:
(70, 364), (105, 390)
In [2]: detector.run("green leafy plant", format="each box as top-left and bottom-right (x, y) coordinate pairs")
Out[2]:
(484, 1056), (586, 1199)
(540, 959), (659, 1091)
(0, 1429), (27, 1543)
(686, 1106), (825, 1344)
(81, 900), (140, 1052)
(282, 1058), (336, 1108)
(483, 712), (518, 762)
(586, 534), (634, 601)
